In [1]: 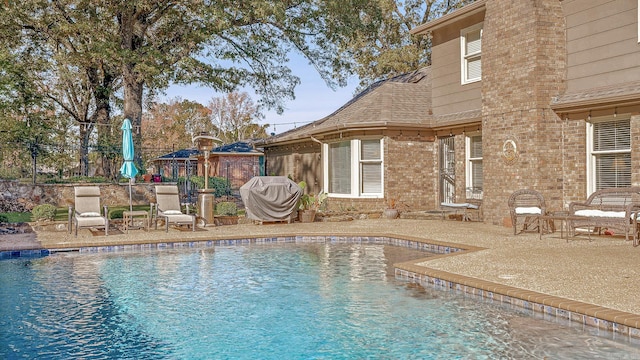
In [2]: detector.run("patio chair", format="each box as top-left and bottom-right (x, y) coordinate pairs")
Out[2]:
(508, 189), (546, 235)
(153, 185), (196, 232)
(440, 187), (483, 221)
(69, 186), (109, 237)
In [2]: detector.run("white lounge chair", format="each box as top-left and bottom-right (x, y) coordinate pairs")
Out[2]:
(153, 185), (196, 232)
(69, 186), (109, 236)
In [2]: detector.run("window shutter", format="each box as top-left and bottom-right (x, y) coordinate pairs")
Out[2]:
(329, 141), (351, 194)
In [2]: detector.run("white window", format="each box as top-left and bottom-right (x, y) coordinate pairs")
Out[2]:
(461, 23), (483, 84)
(587, 118), (631, 194)
(324, 138), (383, 197)
(465, 134), (483, 198)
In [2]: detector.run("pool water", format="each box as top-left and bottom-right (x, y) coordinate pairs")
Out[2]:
(2, 243), (640, 359)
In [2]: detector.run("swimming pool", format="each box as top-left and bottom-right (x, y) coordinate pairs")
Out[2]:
(2, 243), (640, 359)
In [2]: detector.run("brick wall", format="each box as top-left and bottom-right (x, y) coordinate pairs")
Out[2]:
(383, 133), (438, 210)
(481, 0), (567, 225)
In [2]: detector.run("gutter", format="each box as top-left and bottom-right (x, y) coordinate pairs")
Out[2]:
(410, 0), (487, 35)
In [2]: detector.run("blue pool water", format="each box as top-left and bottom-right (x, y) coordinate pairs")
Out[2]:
(2, 243), (640, 359)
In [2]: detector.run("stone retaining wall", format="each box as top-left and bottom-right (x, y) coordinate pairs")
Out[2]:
(0, 180), (161, 211)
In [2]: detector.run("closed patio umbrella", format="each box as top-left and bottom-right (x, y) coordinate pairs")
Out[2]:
(120, 118), (138, 211)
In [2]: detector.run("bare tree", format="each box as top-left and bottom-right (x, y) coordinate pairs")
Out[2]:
(208, 92), (269, 143)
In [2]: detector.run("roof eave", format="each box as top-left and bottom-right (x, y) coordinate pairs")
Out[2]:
(551, 94), (640, 114)
(410, 0), (487, 35)
(259, 121), (434, 147)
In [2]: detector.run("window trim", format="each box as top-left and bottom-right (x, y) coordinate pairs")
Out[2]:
(586, 116), (631, 195)
(323, 138), (384, 198)
(465, 133), (483, 196)
(460, 22), (483, 84)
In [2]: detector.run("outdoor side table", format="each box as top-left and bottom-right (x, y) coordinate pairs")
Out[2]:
(538, 211), (584, 241)
(123, 210), (150, 233)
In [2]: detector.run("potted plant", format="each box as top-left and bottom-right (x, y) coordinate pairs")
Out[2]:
(383, 198), (400, 219)
(215, 201), (239, 225)
(298, 192), (328, 223)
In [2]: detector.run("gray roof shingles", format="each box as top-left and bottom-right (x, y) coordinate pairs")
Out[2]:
(263, 67), (432, 144)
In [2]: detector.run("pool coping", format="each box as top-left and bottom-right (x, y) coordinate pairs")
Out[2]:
(3, 232), (639, 339)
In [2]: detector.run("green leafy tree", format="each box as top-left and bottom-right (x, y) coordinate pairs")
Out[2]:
(0, 0), (119, 177)
(1, 0), (358, 174)
(0, 49), (55, 183)
(330, 0), (476, 91)
(0, 0), (472, 180)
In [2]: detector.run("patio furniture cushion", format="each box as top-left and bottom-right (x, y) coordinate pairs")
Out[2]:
(515, 207), (542, 215)
(441, 202), (479, 210)
(78, 212), (102, 217)
(574, 209), (629, 218)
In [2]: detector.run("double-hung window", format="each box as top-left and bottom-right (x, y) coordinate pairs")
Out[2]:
(588, 118), (631, 193)
(461, 23), (483, 84)
(325, 138), (383, 197)
(466, 134), (483, 198)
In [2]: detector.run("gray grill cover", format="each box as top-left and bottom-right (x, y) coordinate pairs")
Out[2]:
(240, 176), (302, 222)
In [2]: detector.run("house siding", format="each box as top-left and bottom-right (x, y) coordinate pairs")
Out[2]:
(430, 12), (484, 118)
(563, 0), (640, 92)
(264, 141), (322, 195)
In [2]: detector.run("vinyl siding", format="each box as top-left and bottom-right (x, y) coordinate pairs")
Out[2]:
(563, 0), (640, 91)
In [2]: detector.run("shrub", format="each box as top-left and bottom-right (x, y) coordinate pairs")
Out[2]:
(31, 204), (57, 221)
(182, 176), (229, 197)
(215, 201), (238, 216)
(0, 214), (8, 223)
(109, 209), (124, 219)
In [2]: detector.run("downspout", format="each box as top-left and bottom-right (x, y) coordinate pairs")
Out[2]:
(310, 136), (324, 194)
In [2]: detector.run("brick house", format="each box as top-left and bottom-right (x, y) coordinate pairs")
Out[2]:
(260, 68), (437, 213)
(261, 0), (640, 226)
(153, 141), (264, 190)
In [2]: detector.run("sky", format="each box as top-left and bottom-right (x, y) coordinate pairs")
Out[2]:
(163, 55), (360, 135)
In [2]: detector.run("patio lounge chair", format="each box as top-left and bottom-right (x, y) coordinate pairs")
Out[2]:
(508, 189), (546, 235)
(441, 187), (483, 221)
(153, 185), (196, 232)
(69, 186), (109, 237)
